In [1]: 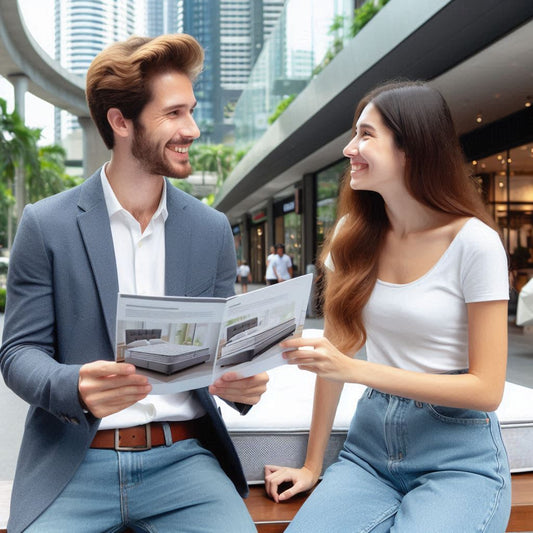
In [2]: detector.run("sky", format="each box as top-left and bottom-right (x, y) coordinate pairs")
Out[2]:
(0, 0), (55, 144)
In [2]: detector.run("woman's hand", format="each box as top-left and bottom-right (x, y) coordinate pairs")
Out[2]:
(264, 464), (320, 503)
(281, 336), (356, 383)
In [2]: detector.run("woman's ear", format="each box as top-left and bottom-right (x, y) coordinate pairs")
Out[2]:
(106, 108), (131, 140)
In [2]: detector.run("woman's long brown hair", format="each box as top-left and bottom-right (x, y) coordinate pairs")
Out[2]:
(320, 81), (497, 352)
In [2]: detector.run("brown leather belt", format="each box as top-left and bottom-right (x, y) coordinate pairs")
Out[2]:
(90, 417), (208, 451)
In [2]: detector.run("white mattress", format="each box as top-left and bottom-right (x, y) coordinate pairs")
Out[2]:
(218, 330), (533, 483)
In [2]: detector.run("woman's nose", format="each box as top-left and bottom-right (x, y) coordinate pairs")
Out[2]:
(343, 138), (358, 158)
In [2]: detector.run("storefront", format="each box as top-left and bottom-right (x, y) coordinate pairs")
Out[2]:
(472, 142), (533, 293)
(273, 195), (302, 277)
(249, 209), (267, 283)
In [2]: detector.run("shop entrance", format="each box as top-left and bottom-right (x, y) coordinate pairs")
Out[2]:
(250, 222), (266, 284)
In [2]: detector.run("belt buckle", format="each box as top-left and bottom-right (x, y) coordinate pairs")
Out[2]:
(114, 423), (152, 451)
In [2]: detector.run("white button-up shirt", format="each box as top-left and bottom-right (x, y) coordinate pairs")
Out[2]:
(98, 165), (205, 429)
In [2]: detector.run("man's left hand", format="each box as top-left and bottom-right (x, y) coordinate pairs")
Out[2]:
(209, 371), (268, 405)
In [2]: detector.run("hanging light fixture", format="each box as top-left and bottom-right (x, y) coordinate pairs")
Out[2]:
(525, 96), (532, 108)
(475, 112), (483, 124)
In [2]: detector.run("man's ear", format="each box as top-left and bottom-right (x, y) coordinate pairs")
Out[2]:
(107, 108), (132, 140)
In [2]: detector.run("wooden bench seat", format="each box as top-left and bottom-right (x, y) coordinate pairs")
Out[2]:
(1, 473), (531, 532)
(244, 472), (533, 533)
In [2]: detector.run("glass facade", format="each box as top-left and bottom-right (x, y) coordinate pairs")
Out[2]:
(471, 142), (533, 293)
(316, 159), (345, 251)
(233, 0), (355, 148)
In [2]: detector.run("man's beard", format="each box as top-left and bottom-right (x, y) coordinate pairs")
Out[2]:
(131, 121), (192, 179)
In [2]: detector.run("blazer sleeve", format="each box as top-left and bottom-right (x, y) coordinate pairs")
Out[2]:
(0, 205), (87, 426)
(213, 215), (237, 298)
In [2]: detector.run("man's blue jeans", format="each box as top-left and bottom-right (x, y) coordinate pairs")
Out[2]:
(288, 387), (511, 532)
(24, 437), (256, 532)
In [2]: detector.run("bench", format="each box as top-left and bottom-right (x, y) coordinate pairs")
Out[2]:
(244, 472), (533, 533)
(1, 473), (531, 531)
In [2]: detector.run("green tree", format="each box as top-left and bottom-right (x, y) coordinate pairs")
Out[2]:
(0, 97), (80, 246)
(0, 97), (40, 246)
(191, 143), (236, 187)
(168, 178), (193, 195)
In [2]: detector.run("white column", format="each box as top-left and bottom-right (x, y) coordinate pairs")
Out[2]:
(78, 116), (111, 176)
(7, 74), (29, 239)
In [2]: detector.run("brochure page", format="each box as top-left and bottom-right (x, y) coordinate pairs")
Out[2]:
(115, 273), (313, 394)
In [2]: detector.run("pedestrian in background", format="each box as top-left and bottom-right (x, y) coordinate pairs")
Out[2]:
(238, 260), (252, 293)
(265, 80), (511, 532)
(265, 245), (277, 285)
(271, 243), (293, 282)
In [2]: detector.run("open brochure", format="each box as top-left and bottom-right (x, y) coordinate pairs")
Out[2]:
(115, 273), (313, 394)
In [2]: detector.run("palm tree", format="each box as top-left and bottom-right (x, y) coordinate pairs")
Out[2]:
(194, 144), (236, 187)
(28, 144), (78, 203)
(0, 97), (79, 247)
(0, 97), (40, 246)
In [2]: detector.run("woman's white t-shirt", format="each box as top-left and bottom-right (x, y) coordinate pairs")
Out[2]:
(329, 218), (509, 373)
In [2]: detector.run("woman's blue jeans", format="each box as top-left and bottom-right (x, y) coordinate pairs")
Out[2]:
(24, 438), (256, 532)
(288, 388), (511, 532)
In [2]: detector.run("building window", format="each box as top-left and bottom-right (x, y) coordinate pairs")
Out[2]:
(471, 142), (533, 293)
(316, 159), (345, 251)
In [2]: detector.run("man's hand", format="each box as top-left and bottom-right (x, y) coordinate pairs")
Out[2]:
(78, 361), (152, 418)
(209, 371), (268, 405)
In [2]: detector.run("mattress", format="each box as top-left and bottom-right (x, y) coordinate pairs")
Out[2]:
(218, 329), (533, 483)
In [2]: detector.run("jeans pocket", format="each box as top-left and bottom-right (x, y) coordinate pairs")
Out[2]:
(426, 404), (490, 425)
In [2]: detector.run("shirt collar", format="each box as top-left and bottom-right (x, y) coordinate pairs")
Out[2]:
(100, 164), (168, 222)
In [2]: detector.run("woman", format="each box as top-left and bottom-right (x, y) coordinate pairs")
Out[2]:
(265, 81), (511, 532)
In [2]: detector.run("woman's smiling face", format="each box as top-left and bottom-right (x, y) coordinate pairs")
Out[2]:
(343, 103), (406, 195)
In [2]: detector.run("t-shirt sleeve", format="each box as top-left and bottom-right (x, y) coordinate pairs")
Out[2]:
(461, 224), (509, 303)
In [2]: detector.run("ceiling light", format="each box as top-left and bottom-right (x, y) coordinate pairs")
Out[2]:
(475, 113), (483, 123)
(525, 96), (532, 108)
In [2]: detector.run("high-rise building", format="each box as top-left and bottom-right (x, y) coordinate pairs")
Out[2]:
(52, 0), (285, 145)
(146, 0), (180, 36)
(182, 0), (285, 142)
(181, 0), (221, 142)
(54, 0), (137, 143)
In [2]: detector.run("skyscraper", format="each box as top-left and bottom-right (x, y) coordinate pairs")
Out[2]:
(182, 0), (285, 142)
(52, 0), (285, 145)
(146, 0), (180, 36)
(54, 0), (137, 142)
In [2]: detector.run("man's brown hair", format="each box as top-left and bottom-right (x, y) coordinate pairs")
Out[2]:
(86, 34), (204, 149)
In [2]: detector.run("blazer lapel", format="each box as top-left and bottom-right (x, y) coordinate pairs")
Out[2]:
(165, 183), (193, 296)
(77, 171), (119, 349)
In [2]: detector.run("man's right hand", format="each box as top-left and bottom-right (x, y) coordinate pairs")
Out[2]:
(78, 361), (152, 418)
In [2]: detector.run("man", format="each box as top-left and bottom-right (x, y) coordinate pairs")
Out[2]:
(271, 243), (293, 282)
(0, 34), (267, 532)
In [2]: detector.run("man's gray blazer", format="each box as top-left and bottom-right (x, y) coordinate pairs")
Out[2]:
(0, 170), (247, 533)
